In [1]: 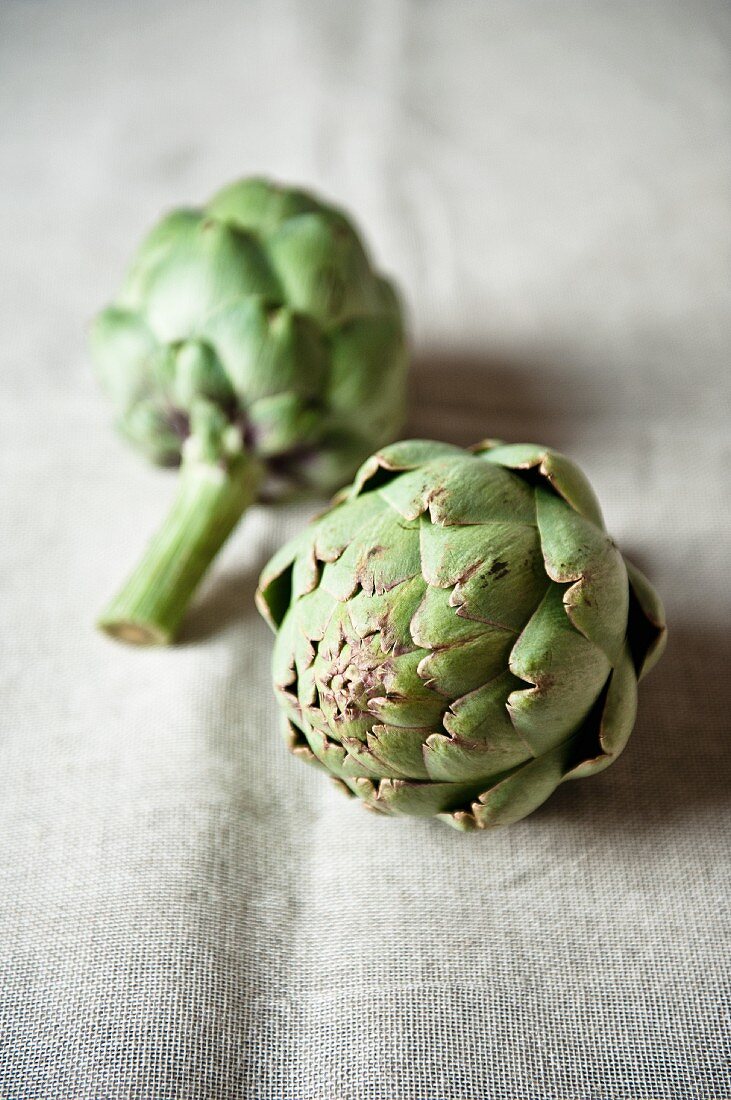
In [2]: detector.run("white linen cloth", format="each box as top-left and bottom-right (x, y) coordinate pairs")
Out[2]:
(1, 2), (729, 1097)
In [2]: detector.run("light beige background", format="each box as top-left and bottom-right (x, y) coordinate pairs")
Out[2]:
(1, 2), (729, 1097)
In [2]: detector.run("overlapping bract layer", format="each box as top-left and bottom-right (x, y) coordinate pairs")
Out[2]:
(257, 440), (666, 830)
(91, 177), (406, 494)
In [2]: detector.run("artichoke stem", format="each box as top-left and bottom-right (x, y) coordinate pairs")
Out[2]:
(98, 448), (262, 646)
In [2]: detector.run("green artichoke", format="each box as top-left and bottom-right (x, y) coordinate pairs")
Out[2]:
(257, 439), (666, 830)
(92, 177), (407, 644)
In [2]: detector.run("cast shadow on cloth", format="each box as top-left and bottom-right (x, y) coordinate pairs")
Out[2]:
(534, 620), (729, 829)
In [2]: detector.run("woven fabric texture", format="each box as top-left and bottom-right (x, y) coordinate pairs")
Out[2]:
(1, 2), (729, 1098)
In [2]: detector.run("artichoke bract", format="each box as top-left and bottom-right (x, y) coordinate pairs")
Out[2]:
(92, 178), (407, 644)
(257, 439), (666, 830)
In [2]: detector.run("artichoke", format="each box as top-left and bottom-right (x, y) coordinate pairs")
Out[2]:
(92, 177), (407, 644)
(257, 439), (666, 830)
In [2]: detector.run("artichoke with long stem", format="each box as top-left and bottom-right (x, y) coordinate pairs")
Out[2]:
(92, 178), (407, 644)
(257, 439), (666, 830)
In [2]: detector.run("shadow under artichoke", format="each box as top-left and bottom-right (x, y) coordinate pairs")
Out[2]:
(533, 620), (730, 829)
(407, 349), (602, 449)
(179, 555), (267, 645)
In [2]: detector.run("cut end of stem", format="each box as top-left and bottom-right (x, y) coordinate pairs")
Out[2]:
(98, 618), (172, 646)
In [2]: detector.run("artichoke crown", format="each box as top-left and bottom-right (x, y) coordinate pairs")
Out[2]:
(257, 439), (666, 830)
(91, 178), (407, 495)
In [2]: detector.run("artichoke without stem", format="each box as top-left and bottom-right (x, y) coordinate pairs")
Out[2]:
(257, 439), (666, 830)
(92, 177), (407, 644)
